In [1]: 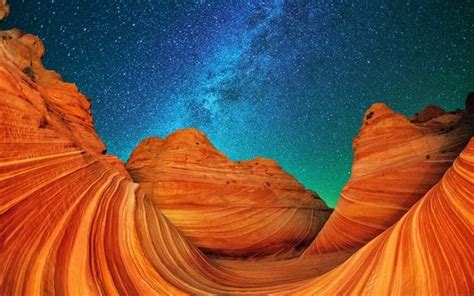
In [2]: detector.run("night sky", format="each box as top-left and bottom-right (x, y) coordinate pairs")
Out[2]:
(2, 1), (473, 206)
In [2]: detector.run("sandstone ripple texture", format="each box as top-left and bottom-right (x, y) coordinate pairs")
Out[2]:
(1, 5), (473, 295)
(126, 129), (331, 258)
(305, 101), (474, 255)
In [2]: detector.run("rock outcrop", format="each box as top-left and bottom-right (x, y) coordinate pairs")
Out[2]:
(292, 138), (474, 295)
(0, 0), (9, 20)
(1, 3), (473, 294)
(126, 129), (331, 258)
(0, 18), (344, 294)
(305, 102), (474, 255)
(0, 28), (106, 155)
(289, 138), (474, 295)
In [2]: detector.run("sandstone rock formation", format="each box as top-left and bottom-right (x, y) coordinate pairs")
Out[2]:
(305, 101), (474, 255)
(0, 0), (9, 20)
(126, 129), (331, 258)
(292, 138), (474, 295)
(0, 22), (345, 293)
(0, 28), (106, 154)
(1, 3), (473, 294)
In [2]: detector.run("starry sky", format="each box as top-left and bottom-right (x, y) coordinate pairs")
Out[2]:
(2, 1), (473, 206)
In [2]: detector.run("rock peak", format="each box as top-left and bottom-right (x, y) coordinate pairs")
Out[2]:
(411, 104), (446, 123)
(306, 102), (473, 256)
(0, 15), (105, 154)
(466, 92), (474, 111)
(164, 128), (213, 146)
(362, 103), (404, 126)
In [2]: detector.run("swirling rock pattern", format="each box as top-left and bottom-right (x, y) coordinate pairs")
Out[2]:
(126, 129), (331, 258)
(305, 102), (474, 255)
(0, 27), (348, 293)
(1, 7), (473, 295)
(0, 22), (345, 294)
(291, 138), (474, 295)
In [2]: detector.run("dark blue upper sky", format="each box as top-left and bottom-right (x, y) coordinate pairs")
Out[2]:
(2, 0), (473, 206)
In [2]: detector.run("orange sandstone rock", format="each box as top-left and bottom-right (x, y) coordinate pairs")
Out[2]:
(291, 138), (474, 295)
(126, 128), (331, 258)
(410, 104), (447, 123)
(305, 102), (474, 255)
(0, 29), (106, 155)
(0, 18), (342, 294)
(0, 0), (9, 20)
(1, 3), (473, 294)
(0, 21), (344, 293)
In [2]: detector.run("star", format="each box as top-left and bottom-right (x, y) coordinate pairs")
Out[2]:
(2, 0), (473, 207)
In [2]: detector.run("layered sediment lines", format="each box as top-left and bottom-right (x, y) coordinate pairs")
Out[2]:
(126, 129), (331, 258)
(0, 29), (105, 154)
(0, 23), (343, 294)
(306, 102), (474, 255)
(1, 10), (473, 295)
(291, 138), (474, 295)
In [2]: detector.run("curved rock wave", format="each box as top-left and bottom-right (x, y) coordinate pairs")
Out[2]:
(292, 138), (474, 295)
(0, 25), (345, 294)
(1, 10), (473, 295)
(126, 129), (331, 258)
(305, 102), (474, 255)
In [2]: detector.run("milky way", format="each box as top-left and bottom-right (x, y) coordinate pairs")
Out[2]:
(2, 0), (473, 206)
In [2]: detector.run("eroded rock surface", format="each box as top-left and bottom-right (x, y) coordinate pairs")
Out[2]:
(126, 128), (331, 258)
(305, 102), (474, 255)
(1, 2), (473, 294)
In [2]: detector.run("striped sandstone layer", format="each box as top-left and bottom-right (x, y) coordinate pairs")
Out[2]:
(290, 138), (474, 295)
(0, 22), (349, 294)
(126, 129), (331, 258)
(305, 101), (474, 255)
(1, 5), (473, 294)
